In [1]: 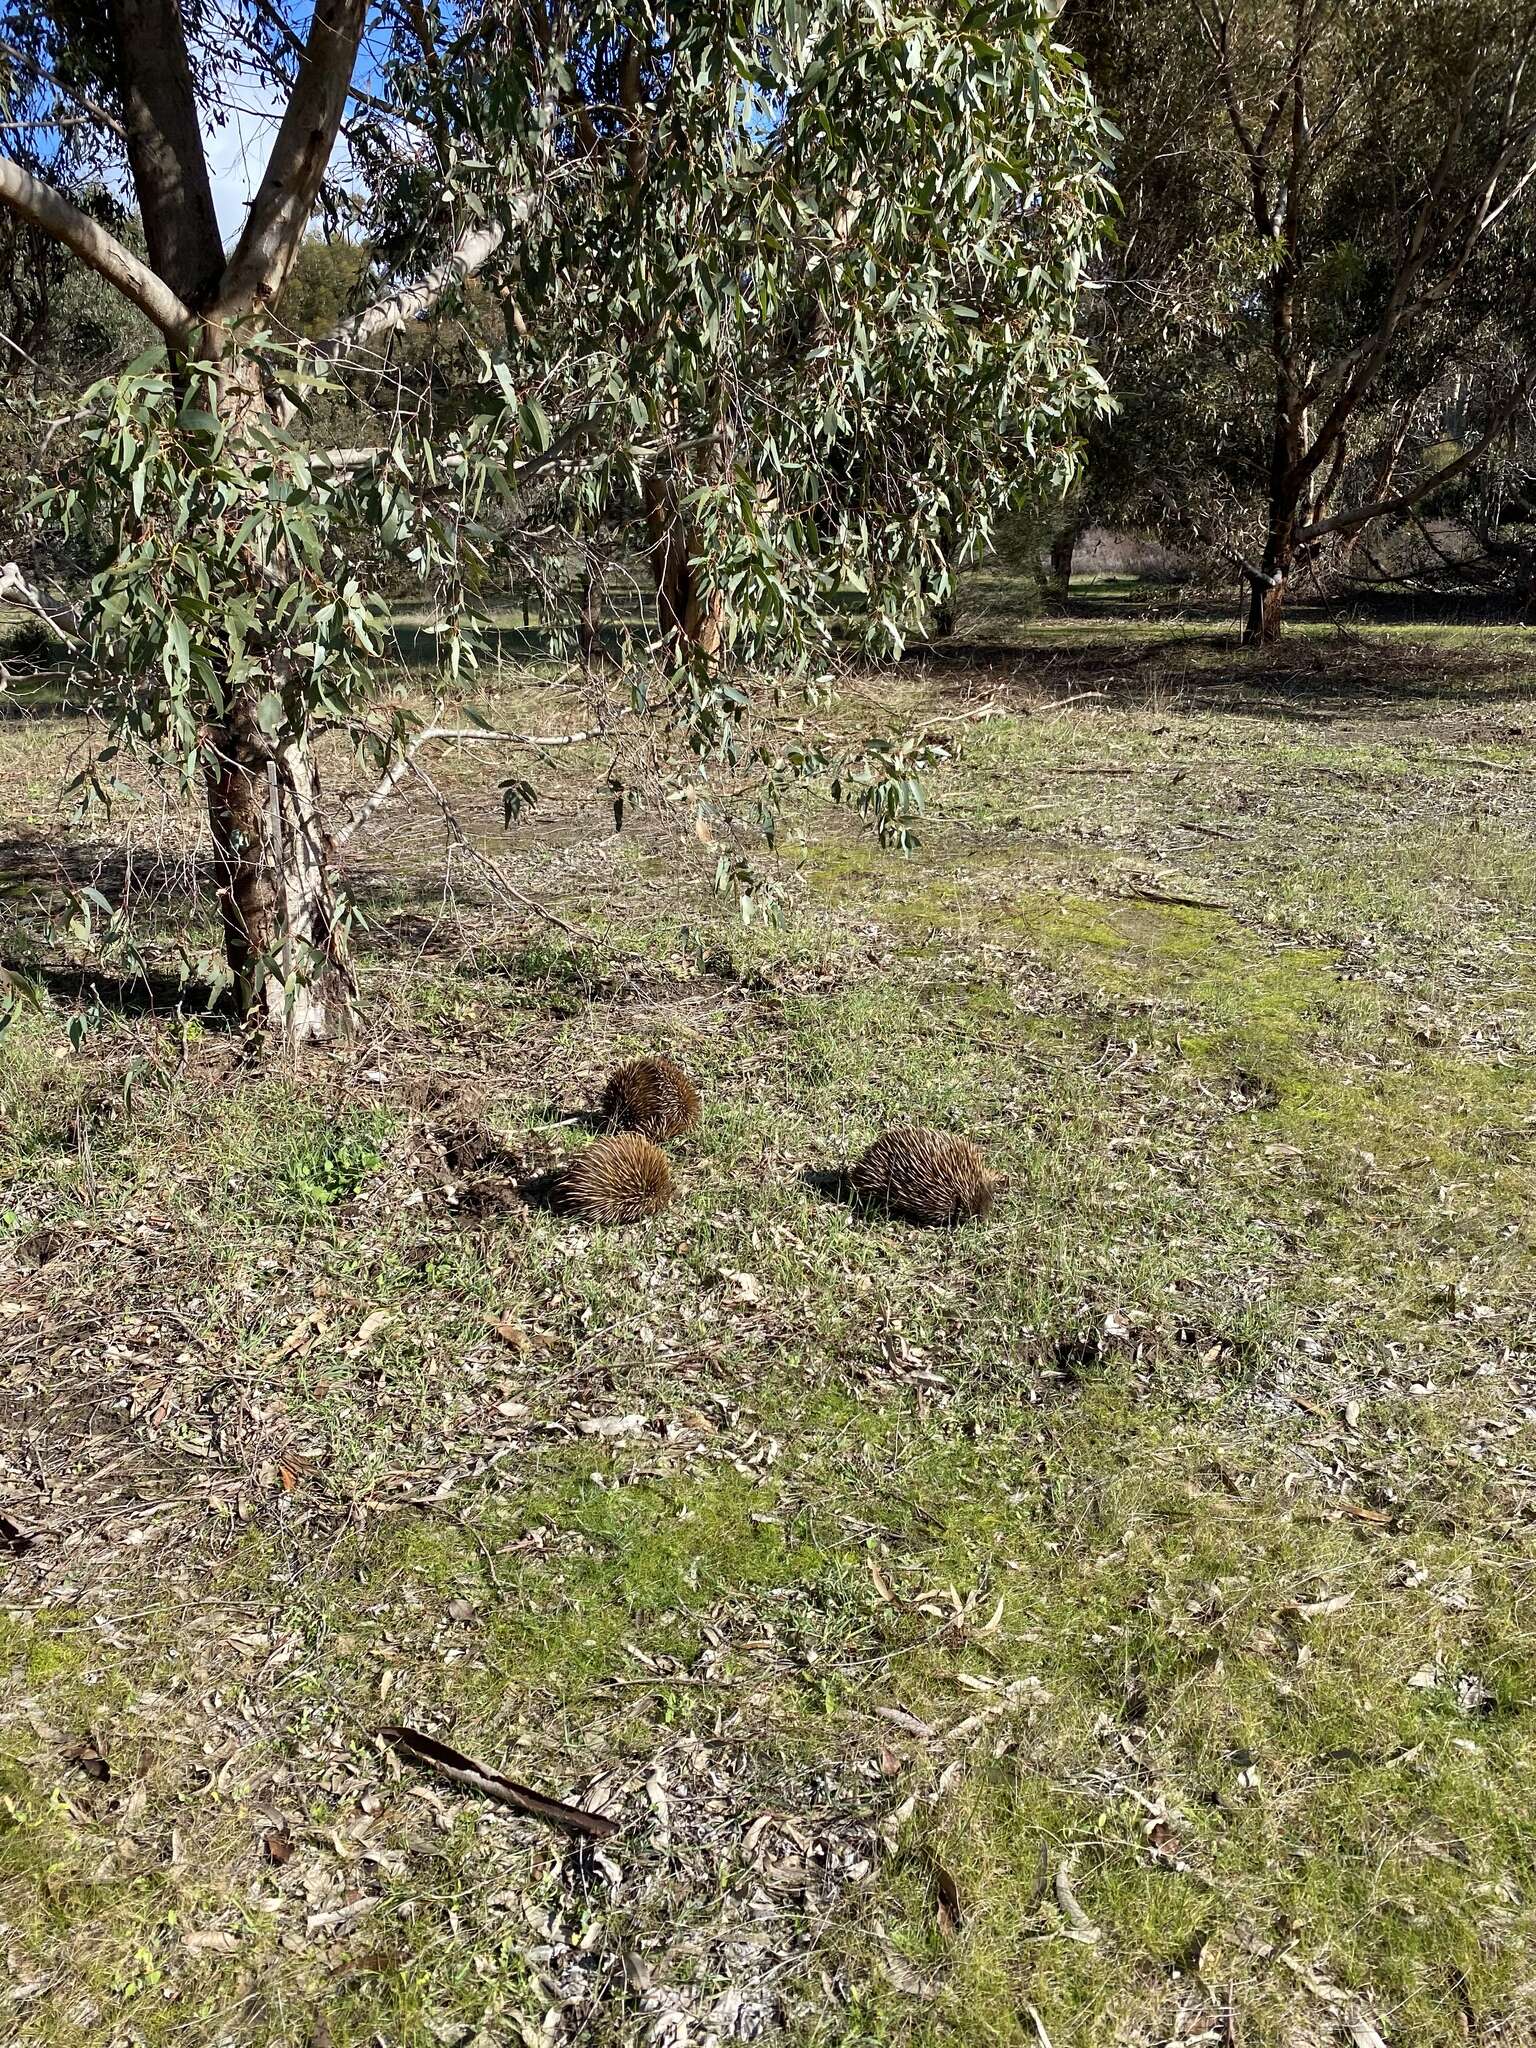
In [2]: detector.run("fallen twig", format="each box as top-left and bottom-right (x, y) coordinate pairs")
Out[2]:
(1053, 1855), (1101, 1943)
(1120, 886), (1233, 912)
(379, 1724), (619, 1840)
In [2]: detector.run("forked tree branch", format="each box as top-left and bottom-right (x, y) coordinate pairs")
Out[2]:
(0, 559), (79, 642)
(213, 0), (369, 318)
(0, 155), (195, 340)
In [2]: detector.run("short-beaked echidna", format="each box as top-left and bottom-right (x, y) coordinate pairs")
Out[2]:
(556, 1132), (673, 1223)
(850, 1127), (1001, 1226)
(600, 1056), (701, 1142)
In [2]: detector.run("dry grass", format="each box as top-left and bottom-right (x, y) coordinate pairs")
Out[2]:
(2, 591), (1535, 2047)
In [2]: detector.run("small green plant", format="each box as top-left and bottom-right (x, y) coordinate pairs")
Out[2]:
(283, 1132), (383, 1211)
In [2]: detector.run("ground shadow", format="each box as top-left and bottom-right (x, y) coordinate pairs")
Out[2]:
(910, 629), (1536, 724)
(3, 954), (228, 1023)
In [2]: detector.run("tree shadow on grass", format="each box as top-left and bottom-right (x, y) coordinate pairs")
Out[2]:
(909, 630), (1536, 724)
(3, 954), (230, 1024)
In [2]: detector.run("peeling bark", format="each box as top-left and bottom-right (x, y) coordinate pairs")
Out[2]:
(203, 691), (348, 1044)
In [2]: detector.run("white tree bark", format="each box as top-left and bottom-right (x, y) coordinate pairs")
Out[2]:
(0, 155), (195, 341)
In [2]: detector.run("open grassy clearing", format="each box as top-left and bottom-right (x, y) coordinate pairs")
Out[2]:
(2, 592), (1535, 2047)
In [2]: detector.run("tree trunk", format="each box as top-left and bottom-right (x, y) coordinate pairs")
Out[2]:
(1245, 403), (1301, 645)
(200, 347), (349, 1043)
(1050, 521), (1080, 603)
(1244, 561), (1288, 644)
(643, 475), (725, 663)
(203, 696), (347, 1044)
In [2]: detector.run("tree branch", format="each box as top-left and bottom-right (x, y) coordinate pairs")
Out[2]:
(313, 217), (511, 366)
(0, 154), (194, 340)
(0, 37), (129, 142)
(213, 0), (369, 319)
(0, 559), (78, 642)
(109, 0), (225, 307)
(1297, 369), (1536, 544)
(242, 0), (399, 122)
(335, 722), (597, 847)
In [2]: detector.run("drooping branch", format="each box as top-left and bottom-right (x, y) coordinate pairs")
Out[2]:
(0, 154), (195, 340)
(213, 0), (369, 319)
(334, 722), (599, 847)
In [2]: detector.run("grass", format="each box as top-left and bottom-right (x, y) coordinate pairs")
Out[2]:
(1, 587), (1534, 2045)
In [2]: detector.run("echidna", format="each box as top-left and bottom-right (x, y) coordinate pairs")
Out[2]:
(556, 1132), (673, 1223)
(850, 1128), (1001, 1227)
(601, 1055), (701, 1143)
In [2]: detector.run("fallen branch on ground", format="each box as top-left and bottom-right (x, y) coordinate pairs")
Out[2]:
(1119, 885), (1234, 912)
(379, 1724), (618, 1839)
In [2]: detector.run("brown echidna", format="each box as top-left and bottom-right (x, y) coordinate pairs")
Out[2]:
(850, 1128), (1001, 1227)
(556, 1132), (673, 1223)
(601, 1056), (701, 1143)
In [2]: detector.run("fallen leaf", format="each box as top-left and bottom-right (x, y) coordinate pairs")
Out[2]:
(875, 1705), (934, 1739)
(264, 1316), (326, 1366)
(63, 1737), (109, 1782)
(1053, 1857), (1100, 1943)
(932, 1861), (963, 1937)
(182, 1929), (242, 1955)
(1347, 2021), (1390, 2048)
(263, 1829), (294, 1865)
(578, 1413), (645, 1439)
(0, 1514), (33, 1557)
(877, 1941), (935, 1998)
(352, 1311), (394, 1350)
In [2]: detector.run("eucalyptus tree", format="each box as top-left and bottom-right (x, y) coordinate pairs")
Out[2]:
(401, 4), (1110, 671)
(1065, 0), (1536, 640)
(0, 1), (1109, 1044)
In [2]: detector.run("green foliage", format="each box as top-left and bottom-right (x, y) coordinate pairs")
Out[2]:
(275, 237), (372, 340)
(282, 1129), (384, 1211)
(395, 0), (1111, 665)
(1063, 0), (1536, 579)
(39, 349), (387, 779)
(6, 0), (1112, 1013)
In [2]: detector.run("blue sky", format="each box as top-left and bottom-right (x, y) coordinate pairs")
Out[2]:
(204, 73), (287, 242)
(202, 64), (362, 247)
